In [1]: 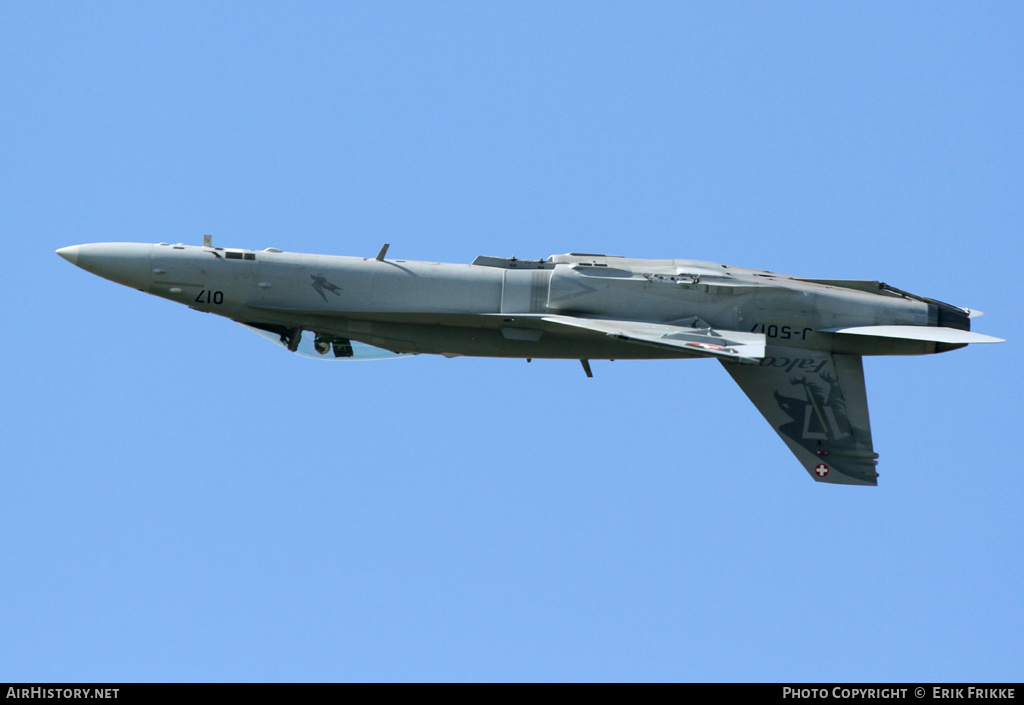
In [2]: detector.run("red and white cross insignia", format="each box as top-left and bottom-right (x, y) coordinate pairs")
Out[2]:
(814, 463), (830, 477)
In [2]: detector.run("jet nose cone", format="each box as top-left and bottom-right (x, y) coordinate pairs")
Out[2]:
(56, 245), (80, 265)
(57, 242), (153, 291)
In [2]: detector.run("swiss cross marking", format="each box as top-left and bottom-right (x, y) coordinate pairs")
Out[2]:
(814, 463), (829, 477)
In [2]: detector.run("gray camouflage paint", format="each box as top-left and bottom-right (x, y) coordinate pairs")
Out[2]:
(56, 241), (1002, 486)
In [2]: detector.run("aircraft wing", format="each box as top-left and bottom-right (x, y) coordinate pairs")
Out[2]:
(721, 347), (879, 485)
(246, 307), (766, 360)
(540, 315), (766, 362)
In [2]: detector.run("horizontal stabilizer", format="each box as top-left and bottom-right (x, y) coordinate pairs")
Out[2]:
(541, 315), (766, 362)
(824, 325), (1003, 344)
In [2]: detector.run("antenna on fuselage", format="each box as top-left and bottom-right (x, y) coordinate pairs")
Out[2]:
(375, 243), (390, 261)
(203, 234), (212, 247)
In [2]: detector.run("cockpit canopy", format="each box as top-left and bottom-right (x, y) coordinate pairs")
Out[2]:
(241, 323), (409, 361)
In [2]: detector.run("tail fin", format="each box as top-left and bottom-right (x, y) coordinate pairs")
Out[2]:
(722, 348), (879, 485)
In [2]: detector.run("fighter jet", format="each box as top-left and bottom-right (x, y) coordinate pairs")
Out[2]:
(56, 238), (1003, 486)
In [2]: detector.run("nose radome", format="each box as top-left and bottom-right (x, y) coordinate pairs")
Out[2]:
(56, 245), (80, 265)
(56, 242), (153, 292)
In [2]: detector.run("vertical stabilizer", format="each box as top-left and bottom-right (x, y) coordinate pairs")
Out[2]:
(722, 348), (878, 485)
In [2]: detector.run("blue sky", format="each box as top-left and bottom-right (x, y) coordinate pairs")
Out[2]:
(2, 1), (1020, 682)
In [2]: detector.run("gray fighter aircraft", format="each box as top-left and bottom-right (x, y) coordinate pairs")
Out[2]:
(57, 238), (1002, 486)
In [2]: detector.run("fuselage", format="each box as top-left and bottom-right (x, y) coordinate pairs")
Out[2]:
(57, 240), (1000, 486)
(57, 241), (967, 359)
